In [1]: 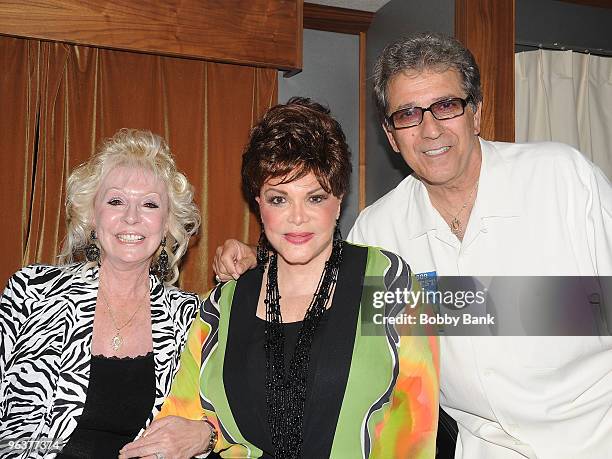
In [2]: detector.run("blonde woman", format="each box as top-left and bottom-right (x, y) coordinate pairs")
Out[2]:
(0, 129), (203, 458)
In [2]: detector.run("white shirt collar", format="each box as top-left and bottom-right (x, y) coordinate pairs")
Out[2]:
(476, 138), (521, 219)
(405, 137), (520, 240)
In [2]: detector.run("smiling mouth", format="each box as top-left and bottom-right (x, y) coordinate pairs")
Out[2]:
(423, 146), (450, 157)
(116, 234), (145, 243)
(284, 233), (314, 244)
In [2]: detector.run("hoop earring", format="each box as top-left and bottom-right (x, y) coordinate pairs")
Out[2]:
(256, 230), (269, 268)
(85, 230), (101, 262)
(151, 237), (170, 281)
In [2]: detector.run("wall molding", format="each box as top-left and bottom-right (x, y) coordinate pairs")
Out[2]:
(557, 0), (612, 8)
(302, 2), (373, 210)
(304, 2), (374, 35)
(0, 0), (303, 71)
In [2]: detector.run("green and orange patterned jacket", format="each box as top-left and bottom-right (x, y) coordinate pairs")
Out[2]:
(158, 243), (439, 458)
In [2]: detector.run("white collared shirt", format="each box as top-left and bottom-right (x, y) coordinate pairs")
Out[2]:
(348, 138), (612, 458)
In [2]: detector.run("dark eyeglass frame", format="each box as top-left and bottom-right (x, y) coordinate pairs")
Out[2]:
(385, 96), (472, 130)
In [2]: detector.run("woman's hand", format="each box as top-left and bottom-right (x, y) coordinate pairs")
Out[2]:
(213, 239), (257, 282)
(118, 416), (212, 459)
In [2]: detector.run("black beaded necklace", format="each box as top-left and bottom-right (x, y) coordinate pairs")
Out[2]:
(264, 239), (343, 459)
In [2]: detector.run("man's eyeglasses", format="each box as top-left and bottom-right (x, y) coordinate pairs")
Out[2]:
(386, 97), (472, 129)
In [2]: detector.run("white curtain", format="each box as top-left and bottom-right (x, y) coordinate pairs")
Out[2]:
(515, 49), (612, 179)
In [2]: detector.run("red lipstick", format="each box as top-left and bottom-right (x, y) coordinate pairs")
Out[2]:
(284, 232), (314, 245)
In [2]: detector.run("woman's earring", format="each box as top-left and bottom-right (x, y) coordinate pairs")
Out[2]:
(256, 230), (269, 267)
(151, 237), (170, 281)
(333, 219), (342, 247)
(85, 230), (101, 262)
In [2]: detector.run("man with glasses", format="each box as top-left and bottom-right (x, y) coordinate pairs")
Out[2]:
(214, 33), (612, 458)
(349, 33), (612, 458)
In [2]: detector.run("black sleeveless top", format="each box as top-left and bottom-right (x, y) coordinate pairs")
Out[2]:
(223, 244), (366, 458)
(58, 352), (155, 458)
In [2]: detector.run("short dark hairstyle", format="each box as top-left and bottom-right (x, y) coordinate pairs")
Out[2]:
(373, 32), (482, 121)
(242, 97), (351, 213)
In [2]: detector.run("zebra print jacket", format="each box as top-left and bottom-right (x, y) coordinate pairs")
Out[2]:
(0, 263), (199, 458)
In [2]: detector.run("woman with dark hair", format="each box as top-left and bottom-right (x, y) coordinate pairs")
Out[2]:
(121, 98), (439, 459)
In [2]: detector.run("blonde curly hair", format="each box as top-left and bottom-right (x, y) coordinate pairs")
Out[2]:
(59, 129), (200, 285)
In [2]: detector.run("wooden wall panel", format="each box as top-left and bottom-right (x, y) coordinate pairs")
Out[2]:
(303, 2), (373, 35)
(0, 0), (303, 71)
(455, 0), (515, 142)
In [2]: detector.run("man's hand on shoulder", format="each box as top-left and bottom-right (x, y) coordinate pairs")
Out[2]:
(213, 239), (257, 282)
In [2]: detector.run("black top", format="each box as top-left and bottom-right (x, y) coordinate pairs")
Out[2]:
(58, 352), (155, 459)
(224, 243), (367, 458)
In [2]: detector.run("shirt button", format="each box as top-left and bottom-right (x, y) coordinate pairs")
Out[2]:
(483, 369), (494, 377)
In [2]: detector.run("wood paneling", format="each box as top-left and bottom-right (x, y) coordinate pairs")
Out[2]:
(0, 0), (303, 71)
(455, 0), (515, 142)
(304, 2), (373, 35)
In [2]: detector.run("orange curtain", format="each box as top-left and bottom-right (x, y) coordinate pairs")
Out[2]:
(0, 36), (276, 294)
